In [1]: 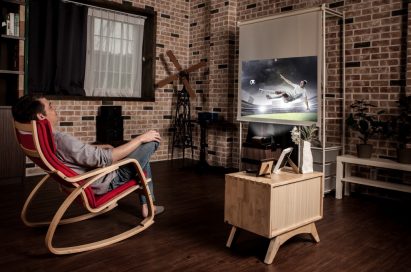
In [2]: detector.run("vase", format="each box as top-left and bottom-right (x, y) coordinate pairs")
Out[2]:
(299, 140), (313, 174)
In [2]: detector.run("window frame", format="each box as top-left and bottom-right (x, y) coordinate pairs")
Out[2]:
(28, 0), (157, 102)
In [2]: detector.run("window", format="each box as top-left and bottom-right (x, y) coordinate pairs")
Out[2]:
(84, 8), (145, 97)
(28, 0), (156, 101)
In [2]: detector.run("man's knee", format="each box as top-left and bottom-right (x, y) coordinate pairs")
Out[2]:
(144, 141), (159, 153)
(152, 141), (160, 150)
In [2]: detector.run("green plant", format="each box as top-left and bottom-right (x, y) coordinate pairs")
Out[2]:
(391, 95), (411, 148)
(346, 100), (385, 145)
(290, 124), (320, 146)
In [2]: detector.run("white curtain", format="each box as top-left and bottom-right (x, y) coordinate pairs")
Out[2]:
(84, 8), (145, 97)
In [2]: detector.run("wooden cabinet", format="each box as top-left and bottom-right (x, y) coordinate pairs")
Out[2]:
(0, 0), (25, 106)
(225, 170), (323, 264)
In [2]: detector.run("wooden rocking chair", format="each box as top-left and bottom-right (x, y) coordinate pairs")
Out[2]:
(14, 119), (155, 255)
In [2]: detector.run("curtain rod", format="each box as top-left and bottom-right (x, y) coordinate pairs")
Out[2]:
(61, 0), (147, 20)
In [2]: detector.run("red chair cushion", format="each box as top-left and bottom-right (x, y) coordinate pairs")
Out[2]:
(17, 119), (139, 209)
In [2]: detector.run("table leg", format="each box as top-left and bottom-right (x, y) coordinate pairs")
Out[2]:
(264, 237), (281, 264)
(226, 226), (237, 248)
(336, 159), (344, 199)
(310, 223), (320, 243)
(344, 163), (351, 196)
(264, 223), (320, 264)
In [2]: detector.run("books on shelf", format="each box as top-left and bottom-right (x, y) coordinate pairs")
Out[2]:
(4, 12), (20, 37)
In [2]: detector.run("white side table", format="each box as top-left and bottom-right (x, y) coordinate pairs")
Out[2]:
(335, 155), (411, 199)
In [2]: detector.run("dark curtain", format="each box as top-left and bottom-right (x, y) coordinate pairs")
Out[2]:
(28, 0), (87, 96)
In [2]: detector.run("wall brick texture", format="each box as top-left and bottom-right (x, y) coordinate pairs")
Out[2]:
(26, 0), (411, 175)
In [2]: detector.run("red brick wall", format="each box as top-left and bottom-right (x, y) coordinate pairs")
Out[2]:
(26, 0), (191, 175)
(26, 0), (410, 175)
(228, 0), (408, 164)
(189, 0), (237, 167)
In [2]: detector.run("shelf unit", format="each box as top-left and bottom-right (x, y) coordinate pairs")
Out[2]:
(314, 5), (345, 193)
(0, 0), (25, 106)
(237, 5), (345, 194)
(0, 0), (25, 181)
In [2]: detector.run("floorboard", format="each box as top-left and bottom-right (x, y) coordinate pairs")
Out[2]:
(1, 159), (411, 272)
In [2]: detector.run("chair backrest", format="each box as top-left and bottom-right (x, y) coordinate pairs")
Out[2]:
(14, 119), (98, 207)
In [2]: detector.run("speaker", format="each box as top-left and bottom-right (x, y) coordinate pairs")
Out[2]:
(99, 106), (122, 118)
(96, 106), (123, 146)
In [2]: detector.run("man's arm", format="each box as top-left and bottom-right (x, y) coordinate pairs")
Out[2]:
(303, 90), (310, 110)
(279, 74), (294, 86)
(111, 130), (161, 162)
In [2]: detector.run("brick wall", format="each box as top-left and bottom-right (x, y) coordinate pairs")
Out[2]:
(26, 0), (410, 175)
(26, 0), (191, 175)
(233, 0), (409, 164)
(189, 0), (237, 167)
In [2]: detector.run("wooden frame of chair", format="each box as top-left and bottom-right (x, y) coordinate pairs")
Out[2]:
(15, 120), (155, 255)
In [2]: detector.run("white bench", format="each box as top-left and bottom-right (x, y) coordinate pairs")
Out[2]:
(336, 155), (411, 199)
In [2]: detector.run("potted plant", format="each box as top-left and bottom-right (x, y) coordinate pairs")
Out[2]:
(390, 95), (411, 163)
(290, 124), (319, 173)
(346, 100), (385, 158)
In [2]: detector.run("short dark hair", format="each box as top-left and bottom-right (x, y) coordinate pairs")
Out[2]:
(302, 80), (307, 87)
(12, 95), (46, 123)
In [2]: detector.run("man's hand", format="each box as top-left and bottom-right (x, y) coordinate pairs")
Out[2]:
(136, 130), (161, 144)
(111, 130), (161, 162)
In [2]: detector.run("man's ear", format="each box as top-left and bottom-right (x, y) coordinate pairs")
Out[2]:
(36, 113), (46, 120)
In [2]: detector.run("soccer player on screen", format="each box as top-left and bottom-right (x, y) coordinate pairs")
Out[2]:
(259, 74), (310, 111)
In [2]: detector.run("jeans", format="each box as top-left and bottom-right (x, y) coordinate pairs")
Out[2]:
(109, 141), (159, 204)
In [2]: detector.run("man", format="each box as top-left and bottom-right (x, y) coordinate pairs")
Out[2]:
(259, 74), (310, 111)
(12, 95), (164, 218)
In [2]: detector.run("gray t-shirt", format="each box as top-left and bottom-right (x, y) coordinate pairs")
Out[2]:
(54, 131), (116, 195)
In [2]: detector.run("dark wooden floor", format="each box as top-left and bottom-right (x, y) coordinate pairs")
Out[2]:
(1, 159), (411, 272)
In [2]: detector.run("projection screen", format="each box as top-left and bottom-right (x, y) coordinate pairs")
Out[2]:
(237, 9), (322, 126)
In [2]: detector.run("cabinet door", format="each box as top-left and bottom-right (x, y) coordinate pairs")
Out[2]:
(0, 107), (25, 179)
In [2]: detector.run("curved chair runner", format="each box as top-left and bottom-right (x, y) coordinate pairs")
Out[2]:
(14, 119), (155, 254)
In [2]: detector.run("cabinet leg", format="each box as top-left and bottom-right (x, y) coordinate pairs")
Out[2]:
(264, 223), (320, 265)
(264, 237), (281, 265)
(226, 226), (238, 248)
(310, 223), (320, 243)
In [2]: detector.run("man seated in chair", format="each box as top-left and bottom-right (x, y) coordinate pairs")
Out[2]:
(12, 95), (164, 218)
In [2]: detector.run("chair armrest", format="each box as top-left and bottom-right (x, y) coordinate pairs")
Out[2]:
(63, 158), (141, 183)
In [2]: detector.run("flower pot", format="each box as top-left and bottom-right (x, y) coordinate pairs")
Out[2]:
(397, 148), (411, 164)
(357, 144), (373, 158)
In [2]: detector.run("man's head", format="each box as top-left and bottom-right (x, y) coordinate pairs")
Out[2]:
(300, 80), (307, 88)
(12, 95), (58, 127)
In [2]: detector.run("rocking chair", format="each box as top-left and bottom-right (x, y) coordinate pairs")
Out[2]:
(14, 119), (155, 254)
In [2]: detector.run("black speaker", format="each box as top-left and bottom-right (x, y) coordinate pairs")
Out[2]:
(99, 106), (122, 118)
(96, 106), (123, 146)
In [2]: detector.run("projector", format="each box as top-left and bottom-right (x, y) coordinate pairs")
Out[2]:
(252, 136), (271, 146)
